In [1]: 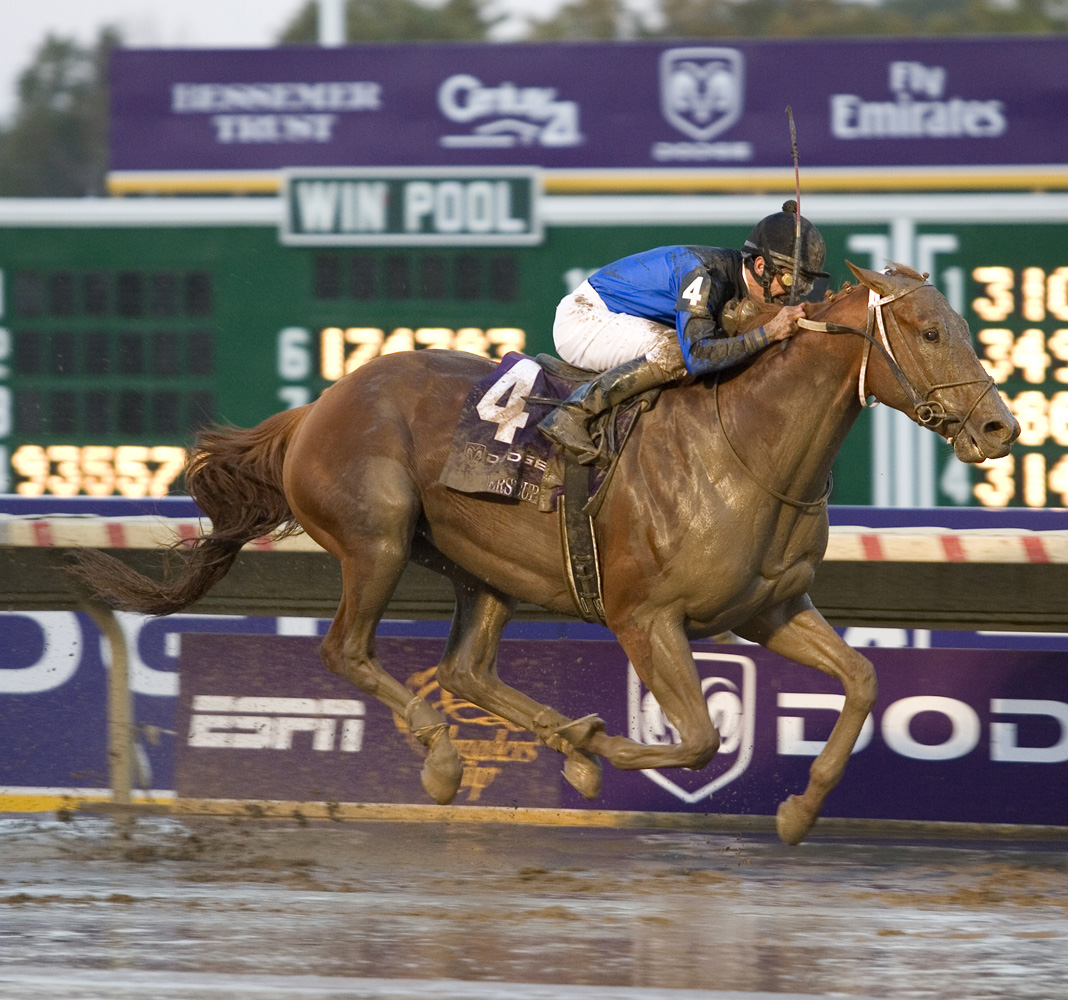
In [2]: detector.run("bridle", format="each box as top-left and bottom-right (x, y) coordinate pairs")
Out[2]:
(716, 275), (996, 511)
(797, 279), (997, 437)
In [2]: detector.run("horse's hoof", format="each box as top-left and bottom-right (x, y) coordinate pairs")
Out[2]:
(555, 713), (606, 748)
(776, 794), (816, 846)
(421, 734), (463, 805)
(562, 751), (602, 800)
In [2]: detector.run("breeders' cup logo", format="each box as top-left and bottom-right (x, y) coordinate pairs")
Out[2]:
(438, 74), (583, 149)
(395, 665), (540, 802)
(628, 652), (755, 802)
(660, 47), (744, 141)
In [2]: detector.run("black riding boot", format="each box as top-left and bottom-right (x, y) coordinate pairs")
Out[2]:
(538, 356), (669, 464)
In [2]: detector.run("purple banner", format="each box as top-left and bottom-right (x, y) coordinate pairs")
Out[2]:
(110, 38), (1067, 175)
(176, 635), (1068, 826)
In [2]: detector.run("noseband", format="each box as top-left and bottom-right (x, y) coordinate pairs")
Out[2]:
(798, 280), (996, 440)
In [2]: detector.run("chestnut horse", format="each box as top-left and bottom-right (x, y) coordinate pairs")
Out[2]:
(76, 262), (1018, 844)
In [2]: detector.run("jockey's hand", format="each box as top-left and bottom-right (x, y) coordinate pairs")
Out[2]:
(763, 304), (805, 343)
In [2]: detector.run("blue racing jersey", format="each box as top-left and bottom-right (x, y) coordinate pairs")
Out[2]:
(587, 245), (770, 376)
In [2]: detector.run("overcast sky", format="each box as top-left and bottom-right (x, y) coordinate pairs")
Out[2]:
(0, 0), (591, 124)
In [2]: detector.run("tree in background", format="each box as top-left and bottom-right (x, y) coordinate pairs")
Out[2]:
(651, 0), (909, 38)
(525, 0), (651, 40)
(279, 0), (503, 42)
(0, 29), (117, 197)
(531, 0), (1068, 38)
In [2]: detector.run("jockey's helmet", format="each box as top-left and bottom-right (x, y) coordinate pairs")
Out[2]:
(742, 200), (829, 301)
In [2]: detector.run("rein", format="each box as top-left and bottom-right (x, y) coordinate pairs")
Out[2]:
(713, 377), (832, 511)
(796, 282), (996, 437)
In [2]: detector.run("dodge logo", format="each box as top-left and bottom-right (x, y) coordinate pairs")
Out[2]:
(628, 651), (756, 803)
(660, 47), (745, 141)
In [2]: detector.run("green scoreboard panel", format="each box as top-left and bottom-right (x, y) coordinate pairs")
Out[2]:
(819, 216), (1068, 508)
(0, 222), (557, 499)
(1, 196), (1067, 506)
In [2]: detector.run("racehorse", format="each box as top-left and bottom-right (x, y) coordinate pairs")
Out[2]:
(74, 262), (1019, 845)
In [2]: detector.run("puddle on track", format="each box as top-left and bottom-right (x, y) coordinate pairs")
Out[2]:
(0, 816), (1065, 999)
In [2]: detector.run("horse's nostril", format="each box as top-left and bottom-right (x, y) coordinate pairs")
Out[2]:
(984, 419), (1019, 443)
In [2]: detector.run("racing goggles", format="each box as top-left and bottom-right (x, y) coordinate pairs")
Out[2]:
(778, 268), (814, 297)
(764, 249), (821, 297)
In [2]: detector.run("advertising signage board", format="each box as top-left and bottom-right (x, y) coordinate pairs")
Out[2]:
(4, 601), (1068, 813)
(172, 635), (1068, 828)
(280, 168), (542, 246)
(108, 37), (1068, 194)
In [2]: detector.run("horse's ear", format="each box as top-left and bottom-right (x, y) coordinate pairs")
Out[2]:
(846, 260), (898, 297)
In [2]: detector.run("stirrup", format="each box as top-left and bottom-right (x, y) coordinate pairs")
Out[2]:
(538, 406), (601, 464)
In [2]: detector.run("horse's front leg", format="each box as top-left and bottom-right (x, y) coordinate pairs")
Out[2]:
(735, 595), (878, 845)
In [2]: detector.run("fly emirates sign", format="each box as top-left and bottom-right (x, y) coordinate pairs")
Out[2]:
(830, 59), (1006, 140)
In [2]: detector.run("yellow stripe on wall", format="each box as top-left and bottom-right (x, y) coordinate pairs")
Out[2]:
(107, 167), (1068, 198)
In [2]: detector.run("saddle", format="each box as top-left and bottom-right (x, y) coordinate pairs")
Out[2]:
(439, 351), (660, 509)
(438, 351), (662, 624)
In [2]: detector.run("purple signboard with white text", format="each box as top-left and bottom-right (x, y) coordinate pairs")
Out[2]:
(109, 37), (1068, 176)
(175, 635), (1068, 827)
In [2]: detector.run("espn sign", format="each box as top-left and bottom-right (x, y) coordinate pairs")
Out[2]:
(281, 167), (542, 246)
(188, 695), (365, 752)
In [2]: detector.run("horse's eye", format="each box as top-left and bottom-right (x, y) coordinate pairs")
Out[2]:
(923, 328), (940, 343)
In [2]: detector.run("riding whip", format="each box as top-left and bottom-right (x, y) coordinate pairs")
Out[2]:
(786, 106), (802, 306)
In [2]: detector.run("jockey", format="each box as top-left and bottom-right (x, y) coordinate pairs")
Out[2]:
(539, 200), (829, 463)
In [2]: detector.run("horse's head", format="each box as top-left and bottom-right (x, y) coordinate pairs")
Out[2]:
(841, 261), (1019, 463)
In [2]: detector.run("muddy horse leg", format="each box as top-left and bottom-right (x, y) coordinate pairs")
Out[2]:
(320, 554), (463, 806)
(736, 596), (878, 845)
(577, 611), (722, 770)
(434, 575), (603, 799)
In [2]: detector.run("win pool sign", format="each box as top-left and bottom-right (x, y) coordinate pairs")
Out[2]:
(282, 167), (542, 245)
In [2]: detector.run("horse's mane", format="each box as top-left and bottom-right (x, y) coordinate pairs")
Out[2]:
(824, 282), (857, 304)
(817, 261), (928, 308)
(725, 262), (930, 372)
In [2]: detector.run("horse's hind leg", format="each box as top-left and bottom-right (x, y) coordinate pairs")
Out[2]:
(735, 596), (877, 845)
(434, 576), (603, 799)
(320, 558), (463, 806)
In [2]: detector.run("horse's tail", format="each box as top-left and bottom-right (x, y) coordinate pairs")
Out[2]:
(70, 406), (310, 615)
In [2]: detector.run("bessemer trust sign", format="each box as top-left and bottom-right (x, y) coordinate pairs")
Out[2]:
(280, 168), (542, 246)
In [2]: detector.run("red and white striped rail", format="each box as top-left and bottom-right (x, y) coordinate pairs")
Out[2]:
(2, 514), (1068, 564)
(823, 526), (1068, 563)
(0, 515), (324, 553)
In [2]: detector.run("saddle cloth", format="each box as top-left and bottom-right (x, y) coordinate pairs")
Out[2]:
(438, 352), (649, 511)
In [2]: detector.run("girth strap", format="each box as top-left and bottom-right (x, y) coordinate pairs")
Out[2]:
(559, 458), (606, 625)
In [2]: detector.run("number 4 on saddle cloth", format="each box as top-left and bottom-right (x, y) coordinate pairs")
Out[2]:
(439, 351), (659, 514)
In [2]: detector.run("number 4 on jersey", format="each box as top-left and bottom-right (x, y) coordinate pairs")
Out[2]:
(677, 270), (711, 312)
(475, 357), (541, 443)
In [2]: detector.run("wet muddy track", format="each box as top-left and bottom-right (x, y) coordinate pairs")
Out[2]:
(1, 815), (1066, 999)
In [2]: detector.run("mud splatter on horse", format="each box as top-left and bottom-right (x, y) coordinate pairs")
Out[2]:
(73, 263), (1018, 844)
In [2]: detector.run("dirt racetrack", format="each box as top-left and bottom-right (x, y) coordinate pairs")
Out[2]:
(1, 813), (1066, 1000)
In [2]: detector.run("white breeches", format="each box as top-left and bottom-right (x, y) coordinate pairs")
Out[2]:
(552, 280), (685, 376)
